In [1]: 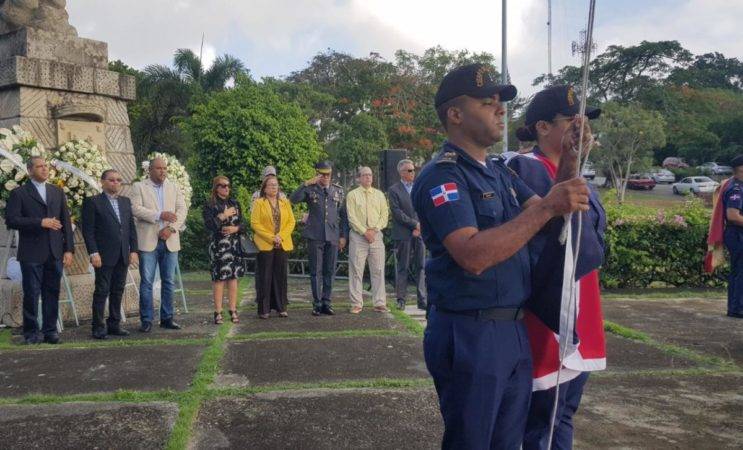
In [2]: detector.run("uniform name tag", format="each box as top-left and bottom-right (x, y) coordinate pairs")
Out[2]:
(481, 192), (495, 199)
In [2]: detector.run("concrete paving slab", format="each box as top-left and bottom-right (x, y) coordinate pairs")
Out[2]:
(576, 373), (743, 449)
(0, 344), (204, 397)
(604, 333), (699, 372)
(218, 336), (427, 387)
(0, 401), (178, 450)
(234, 309), (404, 334)
(192, 388), (442, 450)
(603, 298), (743, 365)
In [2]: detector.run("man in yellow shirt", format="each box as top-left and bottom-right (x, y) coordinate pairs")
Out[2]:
(346, 166), (389, 313)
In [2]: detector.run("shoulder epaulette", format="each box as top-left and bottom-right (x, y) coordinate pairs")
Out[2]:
(436, 151), (458, 165)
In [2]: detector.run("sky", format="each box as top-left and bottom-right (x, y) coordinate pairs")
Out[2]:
(67, 0), (743, 95)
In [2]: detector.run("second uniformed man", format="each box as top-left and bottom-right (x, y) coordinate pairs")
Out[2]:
(290, 161), (346, 316)
(411, 64), (591, 448)
(723, 155), (743, 319)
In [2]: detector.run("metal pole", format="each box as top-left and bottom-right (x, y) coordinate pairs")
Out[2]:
(548, 0), (553, 76)
(501, 0), (508, 153)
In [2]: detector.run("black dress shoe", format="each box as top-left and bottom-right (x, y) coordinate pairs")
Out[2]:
(396, 298), (406, 310)
(43, 334), (61, 344)
(311, 307), (322, 316)
(321, 305), (335, 316)
(139, 322), (153, 333)
(92, 331), (108, 340)
(160, 319), (182, 330)
(108, 327), (130, 336)
(727, 312), (743, 319)
(23, 334), (40, 345)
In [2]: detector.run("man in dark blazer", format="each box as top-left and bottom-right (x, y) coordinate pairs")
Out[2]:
(388, 159), (427, 311)
(4, 156), (73, 344)
(82, 169), (139, 339)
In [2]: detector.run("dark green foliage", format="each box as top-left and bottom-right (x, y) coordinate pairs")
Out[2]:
(600, 196), (727, 289)
(179, 207), (210, 271)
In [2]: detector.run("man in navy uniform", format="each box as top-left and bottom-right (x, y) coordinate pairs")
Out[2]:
(723, 155), (743, 319)
(411, 63), (590, 449)
(290, 161), (347, 316)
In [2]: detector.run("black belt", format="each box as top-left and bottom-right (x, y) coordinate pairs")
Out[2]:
(435, 306), (524, 321)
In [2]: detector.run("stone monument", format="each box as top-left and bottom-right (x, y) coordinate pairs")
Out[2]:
(0, 0), (140, 326)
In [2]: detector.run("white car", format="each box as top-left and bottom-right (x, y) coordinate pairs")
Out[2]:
(672, 176), (719, 195)
(650, 168), (675, 184)
(581, 162), (596, 180)
(697, 162), (733, 175)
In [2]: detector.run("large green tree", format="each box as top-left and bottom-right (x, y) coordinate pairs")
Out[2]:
(592, 102), (667, 202)
(184, 76), (322, 204)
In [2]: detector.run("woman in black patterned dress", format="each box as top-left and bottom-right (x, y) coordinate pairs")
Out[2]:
(203, 175), (246, 324)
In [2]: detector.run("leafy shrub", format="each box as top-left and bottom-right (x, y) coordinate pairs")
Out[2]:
(600, 194), (727, 288)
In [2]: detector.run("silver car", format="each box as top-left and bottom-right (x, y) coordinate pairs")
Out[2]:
(650, 168), (675, 184)
(672, 176), (719, 195)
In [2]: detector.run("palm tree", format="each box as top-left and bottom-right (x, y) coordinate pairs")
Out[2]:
(131, 49), (249, 161)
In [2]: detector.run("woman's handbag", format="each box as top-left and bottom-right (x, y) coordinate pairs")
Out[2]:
(238, 232), (259, 257)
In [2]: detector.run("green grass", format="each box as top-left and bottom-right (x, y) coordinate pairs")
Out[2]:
(206, 377), (433, 398)
(0, 389), (180, 406)
(0, 337), (210, 351)
(164, 278), (246, 450)
(603, 288), (726, 301)
(604, 320), (736, 369)
(389, 308), (425, 336)
(0, 328), (11, 347)
(592, 367), (742, 379)
(229, 329), (404, 341)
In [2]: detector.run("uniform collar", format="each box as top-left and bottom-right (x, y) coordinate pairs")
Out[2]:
(443, 141), (497, 178)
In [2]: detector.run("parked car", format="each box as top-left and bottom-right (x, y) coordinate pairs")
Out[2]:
(697, 162), (733, 175)
(650, 168), (675, 184)
(662, 157), (689, 169)
(627, 173), (657, 190)
(582, 161), (596, 180)
(672, 176), (719, 195)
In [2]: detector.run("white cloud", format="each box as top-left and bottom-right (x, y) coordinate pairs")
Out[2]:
(65, 0), (743, 97)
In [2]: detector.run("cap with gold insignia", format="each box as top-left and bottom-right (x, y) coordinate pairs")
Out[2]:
(435, 63), (517, 107)
(524, 85), (601, 127)
(315, 161), (333, 174)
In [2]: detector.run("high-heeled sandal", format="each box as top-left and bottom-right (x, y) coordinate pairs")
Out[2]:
(214, 312), (224, 325)
(229, 310), (240, 323)
(258, 313), (269, 319)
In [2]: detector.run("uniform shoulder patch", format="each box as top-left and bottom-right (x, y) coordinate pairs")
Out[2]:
(436, 151), (458, 165)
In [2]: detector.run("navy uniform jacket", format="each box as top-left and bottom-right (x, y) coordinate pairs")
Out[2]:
(411, 142), (535, 311)
(723, 178), (743, 237)
(507, 149), (606, 332)
(290, 183), (346, 242)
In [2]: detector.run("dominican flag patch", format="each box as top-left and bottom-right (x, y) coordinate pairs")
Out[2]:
(430, 183), (459, 207)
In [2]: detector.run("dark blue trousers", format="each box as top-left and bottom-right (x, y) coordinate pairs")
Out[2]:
(424, 308), (533, 450)
(307, 239), (338, 308)
(523, 372), (590, 450)
(725, 230), (743, 315)
(20, 258), (63, 338)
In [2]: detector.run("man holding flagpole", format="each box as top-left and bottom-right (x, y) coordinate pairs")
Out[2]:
(412, 64), (591, 449)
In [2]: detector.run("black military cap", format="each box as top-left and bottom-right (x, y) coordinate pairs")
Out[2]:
(435, 64), (517, 107)
(524, 85), (601, 126)
(731, 155), (743, 168)
(315, 161), (333, 174)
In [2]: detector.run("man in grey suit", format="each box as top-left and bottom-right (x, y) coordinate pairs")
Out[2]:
(290, 161), (347, 316)
(388, 159), (427, 311)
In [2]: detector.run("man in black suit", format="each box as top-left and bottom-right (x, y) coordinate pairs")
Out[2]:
(82, 169), (139, 339)
(388, 159), (427, 311)
(4, 156), (73, 344)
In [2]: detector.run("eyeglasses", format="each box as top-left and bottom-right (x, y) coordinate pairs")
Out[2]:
(404, 169), (415, 173)
(106, 178), (123, 183)
(217, 184), (230, 188)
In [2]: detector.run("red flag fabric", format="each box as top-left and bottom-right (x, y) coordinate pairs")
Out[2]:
(705, 178), (731, 273)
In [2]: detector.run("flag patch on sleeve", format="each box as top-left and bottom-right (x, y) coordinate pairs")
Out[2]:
(430, 183), (459, 207)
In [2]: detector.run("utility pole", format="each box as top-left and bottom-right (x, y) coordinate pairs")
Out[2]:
(547, 0), (553, 76)
(502, 0), (509, 153)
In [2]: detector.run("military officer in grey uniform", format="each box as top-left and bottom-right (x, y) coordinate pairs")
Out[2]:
(290, 161), (347, 316)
